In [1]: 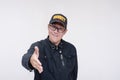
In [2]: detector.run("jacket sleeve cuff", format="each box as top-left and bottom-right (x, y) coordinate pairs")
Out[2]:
(22, 53), (34, 71)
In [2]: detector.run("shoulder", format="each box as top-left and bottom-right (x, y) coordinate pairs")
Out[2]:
(62, 40), (77, 56)
(62, 40), (76, 50)
(29, 39), (46, 49)
(29, 39), (46, 54)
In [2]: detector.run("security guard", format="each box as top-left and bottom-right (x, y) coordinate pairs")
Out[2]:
(22, 14), (78, 80)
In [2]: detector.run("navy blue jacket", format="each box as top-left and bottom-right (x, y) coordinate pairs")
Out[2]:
(22, 37), (78, 80)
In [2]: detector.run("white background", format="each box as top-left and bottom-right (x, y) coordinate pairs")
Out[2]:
(0, 0), (120, 80)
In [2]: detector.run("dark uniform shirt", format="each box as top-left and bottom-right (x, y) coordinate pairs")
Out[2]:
(22, 37), (78, 80)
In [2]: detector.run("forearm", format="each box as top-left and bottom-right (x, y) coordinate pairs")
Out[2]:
(22, 53), (34, 71)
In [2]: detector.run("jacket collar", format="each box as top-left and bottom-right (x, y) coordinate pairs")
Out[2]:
(45, 36), (63, 50)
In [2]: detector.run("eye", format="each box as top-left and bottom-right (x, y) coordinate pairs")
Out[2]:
(59, 28), (63, 30)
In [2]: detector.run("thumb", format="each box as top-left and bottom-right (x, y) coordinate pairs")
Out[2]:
(34, 46), (39, 57)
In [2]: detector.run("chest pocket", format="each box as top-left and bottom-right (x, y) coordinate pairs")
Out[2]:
(63, 53), (76, 71)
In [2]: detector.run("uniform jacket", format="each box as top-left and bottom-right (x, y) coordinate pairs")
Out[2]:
(22, 37), (78, 80)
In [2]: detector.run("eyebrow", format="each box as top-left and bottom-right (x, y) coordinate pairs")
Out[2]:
(52, 24), (64, 29)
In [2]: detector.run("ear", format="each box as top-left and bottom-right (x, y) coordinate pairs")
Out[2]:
(63, 29), (68, 35)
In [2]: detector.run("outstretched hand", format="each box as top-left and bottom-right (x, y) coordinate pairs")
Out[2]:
(30, 46), (43, 73)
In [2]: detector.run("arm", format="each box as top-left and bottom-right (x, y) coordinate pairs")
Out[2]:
(21, 43), (35, 71)
(22, 42), (43, 72)
(72, 47), (78, 80)
(73, 54), (78, 80)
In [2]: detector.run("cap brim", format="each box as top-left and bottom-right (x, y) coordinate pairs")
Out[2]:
(50, 19), (65, 28)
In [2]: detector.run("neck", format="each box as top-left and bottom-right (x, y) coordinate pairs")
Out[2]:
(48, 38), (61, 46)
(54, 41), (60, 46)
(51, 40), (61, 46)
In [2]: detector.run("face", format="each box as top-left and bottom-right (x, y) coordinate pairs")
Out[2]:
(48, 23), (67, 45)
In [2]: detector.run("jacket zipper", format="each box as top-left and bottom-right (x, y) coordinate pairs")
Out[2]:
(60, 54), (65, 66)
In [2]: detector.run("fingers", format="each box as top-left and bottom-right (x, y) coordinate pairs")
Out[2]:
(33, 58), (42, 67)
(33, 59), (43, 73)
(30, 46), (43, 73)
(36, 65), (43, 73)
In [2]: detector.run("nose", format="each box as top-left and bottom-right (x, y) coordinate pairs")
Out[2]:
(54, 28), (59, 33)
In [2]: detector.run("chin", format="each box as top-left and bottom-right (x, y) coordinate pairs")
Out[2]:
(49, 35), (61, 44)
(52, 38), (59, 43)
(52, 38), (61, 44)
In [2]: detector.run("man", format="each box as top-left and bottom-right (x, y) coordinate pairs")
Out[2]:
(22, 14), (78, 80)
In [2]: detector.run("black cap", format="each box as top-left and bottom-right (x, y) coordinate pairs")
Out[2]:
(49, 14), (67, 29)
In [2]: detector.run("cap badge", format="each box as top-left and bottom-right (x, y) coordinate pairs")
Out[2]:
(53, 15), (66, 22)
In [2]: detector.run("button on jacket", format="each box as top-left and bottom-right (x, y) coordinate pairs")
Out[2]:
(22, 37), (78, 80)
